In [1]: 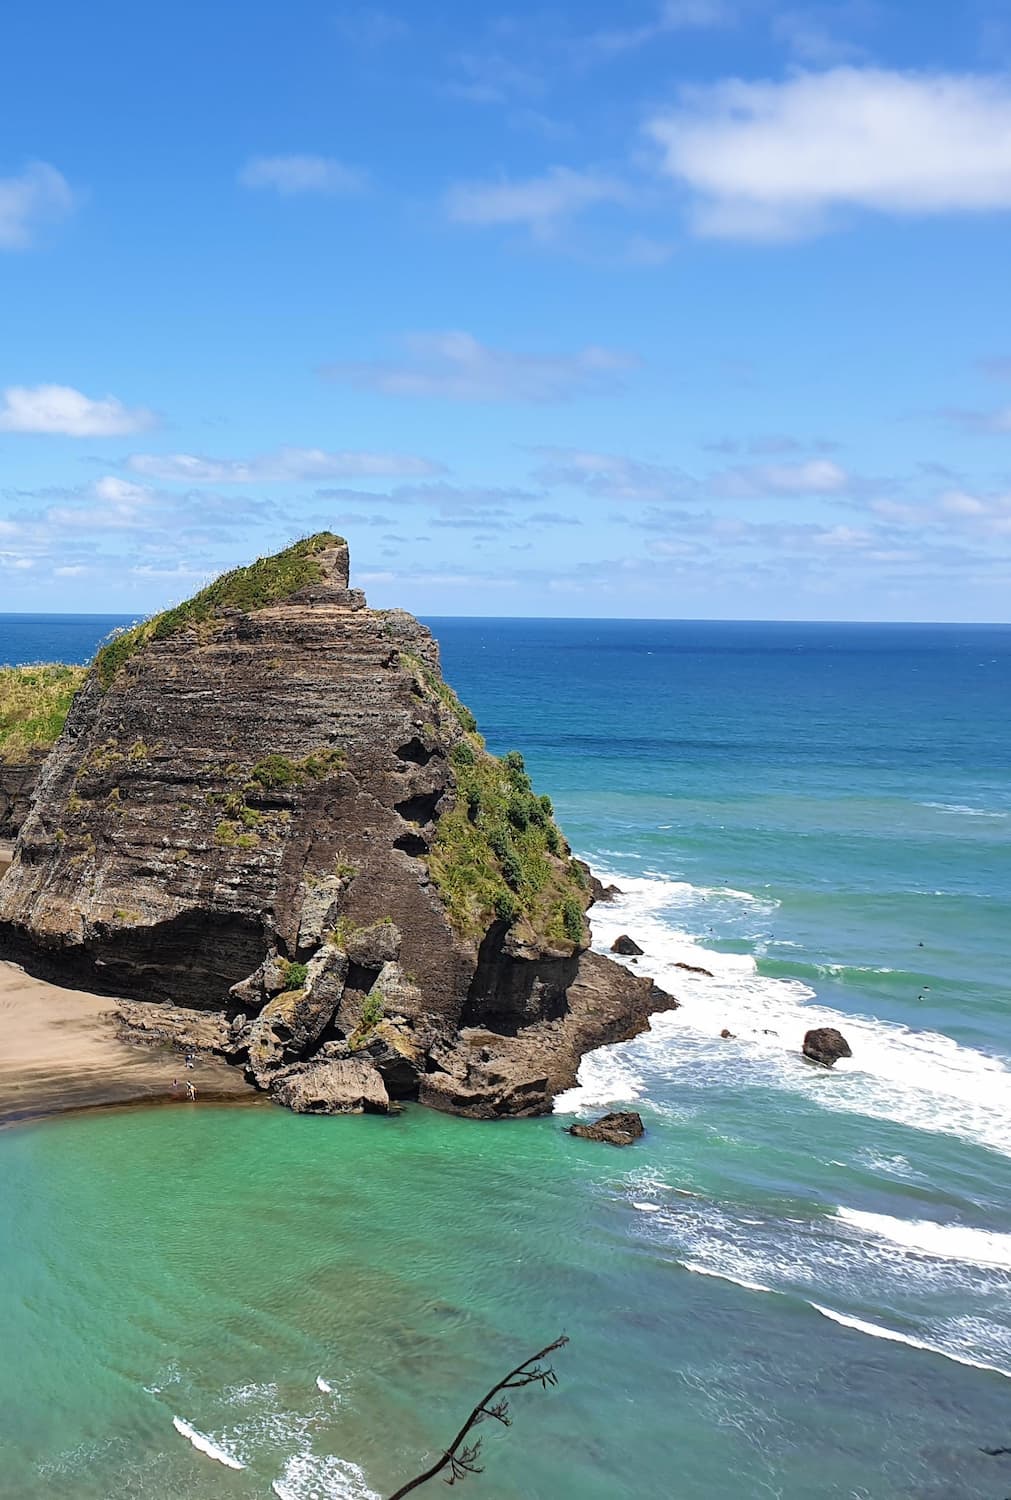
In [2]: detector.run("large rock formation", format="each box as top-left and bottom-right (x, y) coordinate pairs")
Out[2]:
(0, 533), (677, 1117)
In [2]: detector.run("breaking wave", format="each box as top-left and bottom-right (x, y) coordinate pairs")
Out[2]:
(171, 1416), (244, 1469)
(556, 868), (1011, 1157)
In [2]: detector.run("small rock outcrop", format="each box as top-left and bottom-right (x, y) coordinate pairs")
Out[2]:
(568, 1110), (645, 1146)
(802, 1027), (853, 1068)
(611, 934), (644, 956)
(575, 861), (622, 905)
(675, 961), (714, 978)
(0, 533), (678, 1119)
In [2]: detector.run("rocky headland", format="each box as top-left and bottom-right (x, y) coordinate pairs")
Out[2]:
(0, 533), (676, 1118)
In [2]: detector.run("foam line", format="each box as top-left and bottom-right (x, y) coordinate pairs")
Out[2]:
(172, 1416), (244, 1469)
(837, 1208), (1011, 1270)
(810, 1304), (1011, 1379)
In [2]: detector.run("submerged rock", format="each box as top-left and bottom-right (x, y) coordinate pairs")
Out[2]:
(611, 934), (644, 956)
(675, 961), (714, 978)
(0, 533), (678, 1119)
(568, 1111), (645, 1146)
(803, 1027), (853, 1068)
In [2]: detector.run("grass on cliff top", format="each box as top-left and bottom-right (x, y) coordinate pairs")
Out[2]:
(400, 654), (586, 945)
(0, 664), (87, 762)
(94, 532), (346, 689)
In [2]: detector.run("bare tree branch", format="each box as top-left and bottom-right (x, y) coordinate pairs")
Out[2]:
(387, 1335), (569, 1499)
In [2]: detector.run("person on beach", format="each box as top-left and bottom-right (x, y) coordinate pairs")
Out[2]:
(186, 1080), (196, 1101)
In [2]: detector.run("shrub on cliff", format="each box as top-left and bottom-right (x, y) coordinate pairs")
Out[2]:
(0, 664), (87, 763)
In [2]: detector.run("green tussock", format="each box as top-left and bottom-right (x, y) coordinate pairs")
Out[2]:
(0, 664), (87, 763)
(428, 740), (587, 946)
(94, 532), (345, 689)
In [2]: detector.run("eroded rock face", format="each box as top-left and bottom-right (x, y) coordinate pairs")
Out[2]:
(0, 757), (42, 840)
(568, 1111), (645, 1146)
(803, 1027), (853, 1067)
(272, 1057), (390, 1114)
(0, 534), (679, 1118)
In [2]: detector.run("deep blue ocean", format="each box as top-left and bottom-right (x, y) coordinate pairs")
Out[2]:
(1, 613), (1009, 1499)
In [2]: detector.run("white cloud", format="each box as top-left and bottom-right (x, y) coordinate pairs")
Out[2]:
(0, 384), (156, 436)
(445, 166), (625, 237)
(581, 0), (733, 58)
(333, 7), (408, 45)
(646, 68), (1011, 239)
(125, 445), (442, 483)
(711, 458), (852, 495)
(323, 331), (636, 402)
(0, 162), (75, 249)
(238, 155), (363, 196)
(532, 448), (696, 503)
(944, 404), (1011, 434)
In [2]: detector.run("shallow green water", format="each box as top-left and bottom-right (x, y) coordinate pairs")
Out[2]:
(3, 1103), (1008, 1500)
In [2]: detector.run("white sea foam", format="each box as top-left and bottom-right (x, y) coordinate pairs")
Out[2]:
(557, 866), (1011, 1157)
(315, 1376), (332, 1393)
(837, 1208), (1011, 1270)
(172, 1416), (245, 1469)
(921, 802), (1007, 819)
(681, 1261), (773, 1294)
(633, 1201), (662, 1212)
(810, 1304), (1011, 1378)
(272, 1452), (380, 1500)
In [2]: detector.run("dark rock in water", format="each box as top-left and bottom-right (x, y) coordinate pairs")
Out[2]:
(720, 1028), (734, 1039)
(803, 1027), (852, 1068)
(0, 533), (679, 1120)
(675, 961), (714, 978)
(611, 934), (644, 956)
(575, 860), (622, 905)
(568, 1110), (644, 1146)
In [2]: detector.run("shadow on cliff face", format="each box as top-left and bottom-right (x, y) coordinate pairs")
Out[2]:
(461, 920), (578, 1035)
(2, 909), (264, 1008)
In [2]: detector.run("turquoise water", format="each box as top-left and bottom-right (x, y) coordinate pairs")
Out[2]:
(1, 616), (1009, 1499)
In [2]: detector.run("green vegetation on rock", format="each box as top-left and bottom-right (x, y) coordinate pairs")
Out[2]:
(94, 532), (345, 689)
(427, 735), (587, 947)
(0, 664), (87, 763)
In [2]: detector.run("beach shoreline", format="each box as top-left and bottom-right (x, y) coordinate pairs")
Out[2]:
(0, 954), (252, 1128)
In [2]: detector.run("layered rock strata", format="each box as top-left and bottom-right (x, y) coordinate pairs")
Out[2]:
(0, 533), (677, 1117)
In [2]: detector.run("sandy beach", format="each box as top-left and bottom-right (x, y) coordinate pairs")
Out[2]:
(0, 950), (253, 1126)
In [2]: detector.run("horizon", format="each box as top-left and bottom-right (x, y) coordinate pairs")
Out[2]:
(3, 2), (1011, 622)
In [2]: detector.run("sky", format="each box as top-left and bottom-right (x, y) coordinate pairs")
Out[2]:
(2, 0), (1011, 622)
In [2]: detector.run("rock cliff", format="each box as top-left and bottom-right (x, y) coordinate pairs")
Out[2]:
(0, 533), (676, 1116)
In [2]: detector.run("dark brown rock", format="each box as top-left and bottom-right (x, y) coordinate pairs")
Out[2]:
(720, 1027), (734, 1039)
(675, 961), (714, 978)
(568, 1110), (644, 1146)
(802, 1027), (853, 1068)
(575, 860), (622, 905)
(0, 756), (43, 840)
(611, 934), (644, 956)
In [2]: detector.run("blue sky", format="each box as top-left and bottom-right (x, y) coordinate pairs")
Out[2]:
(2, 0), (1011, 621)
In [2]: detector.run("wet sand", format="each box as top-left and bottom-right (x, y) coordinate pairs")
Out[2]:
(0, 958), (253, 1127)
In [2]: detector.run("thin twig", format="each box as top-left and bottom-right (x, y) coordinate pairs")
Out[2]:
(387, 1336), (569, 1500)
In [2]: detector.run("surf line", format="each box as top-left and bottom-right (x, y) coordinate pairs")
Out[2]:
(172, 1415), (245, 1469)
(810, 1304), (1011, 1380)
(676, 1262), (1011, 1381)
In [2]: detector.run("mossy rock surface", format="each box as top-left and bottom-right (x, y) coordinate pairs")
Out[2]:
(95, 532), (345, 688)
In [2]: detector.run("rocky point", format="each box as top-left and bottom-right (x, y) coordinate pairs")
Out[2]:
(0, 533), (677, 1117)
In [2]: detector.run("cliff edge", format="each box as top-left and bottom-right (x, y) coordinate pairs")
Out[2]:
(0, 533), (675, 1117)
